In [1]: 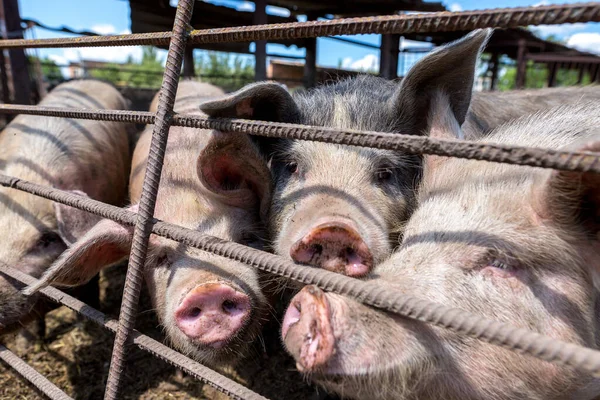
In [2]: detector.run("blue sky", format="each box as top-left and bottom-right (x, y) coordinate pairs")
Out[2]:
(18, 0), (600, 76)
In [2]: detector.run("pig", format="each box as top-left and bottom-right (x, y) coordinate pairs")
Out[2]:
(199, 29), (600, 279)
(281, 100), (600, 400)
(0, 79), (131, 333)
(26, 81), (272, 366)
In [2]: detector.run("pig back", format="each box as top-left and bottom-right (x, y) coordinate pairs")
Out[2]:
(466, 85), (600, 138)
(0, 79), (131, 206)
(129, 81), (226, 205)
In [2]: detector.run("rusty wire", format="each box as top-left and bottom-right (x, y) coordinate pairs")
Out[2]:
(0, 104), (598, 174)
(0, 3), (597, 49)
(102, 0), (195, 399)
(4, 173), (600, 379)
(0, 266), (268, 400)
(0, 344), (74, 400)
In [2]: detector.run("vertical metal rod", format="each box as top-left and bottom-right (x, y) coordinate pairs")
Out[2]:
(102, 0), (195, 399)
(254, 0), (267, 81)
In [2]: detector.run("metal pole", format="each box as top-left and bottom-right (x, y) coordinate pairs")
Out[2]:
(254, 0), (267, 81)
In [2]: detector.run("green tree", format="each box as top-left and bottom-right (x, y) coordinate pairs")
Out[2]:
(89, 46), (165, 88)
(194, 51), (254, 91)
(27, 55), (63, 82)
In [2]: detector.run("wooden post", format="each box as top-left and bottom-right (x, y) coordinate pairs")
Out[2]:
(489, 52), (499, 91)
(547, 62), (558, 87)
(303, 14), (318, 89)
(577, 63), (586, 84)
(254, 0), (267, 81)
(380, 34), (400, 80)
(0, 0), (31, 104)
(515, 39), (527, 89)
(183, 47), (195, 77)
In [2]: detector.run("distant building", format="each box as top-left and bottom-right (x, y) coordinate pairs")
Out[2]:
(66, 60), (113, 79)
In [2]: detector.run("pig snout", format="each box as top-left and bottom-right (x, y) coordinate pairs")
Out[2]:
(290, 221), (373, 277)
(175, 283), (251, 349)
(282, 285), (335, 372)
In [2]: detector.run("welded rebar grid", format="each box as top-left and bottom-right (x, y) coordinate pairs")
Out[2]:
(0, 3), (596, 48)
(0, 2), (600, 400)
(2, 174), (600, 380)
(102, 0), (195, 399)
(0, 104), (597, 174)
(0, 266), (268, 400)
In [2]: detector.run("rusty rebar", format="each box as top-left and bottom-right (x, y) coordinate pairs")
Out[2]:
(0, 3), (597, 49)
(0, 104), (598, 174)
(5, 173), (600, 378)
(103, 0), (195, 399)
(0, 344), (73, 400)
(0, 266), (267, 400)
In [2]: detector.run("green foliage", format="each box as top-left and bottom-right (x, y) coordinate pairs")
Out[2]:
(89, 46), (165, 88)
(195, 51), (254, 91)
(27, 55), (62, 82)
(497, 60), (590, 91)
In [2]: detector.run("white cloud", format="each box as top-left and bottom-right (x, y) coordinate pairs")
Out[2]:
(90, 24), (117, 36)
(529, 23), (587, 38)
(62, 46), (144, 64)
(401, 38), (433, 50)
(170, 0), (178, 6)
(532, 0), (549, 6)
(266, 5), (291, 17)
(448, 3), (463, 12)
(236, 1), (254, 12)
(567, 32), (600, 55)
(341, 54), (379, 71)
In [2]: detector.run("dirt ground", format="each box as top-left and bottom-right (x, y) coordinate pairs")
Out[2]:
(0, 264), (331, 400)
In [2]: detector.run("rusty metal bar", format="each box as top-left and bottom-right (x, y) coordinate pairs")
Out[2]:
(0, 266), (267, 400)
(5, 174), (600, 378)
(0, 344), (73, 400)
(103, 0), (195, 399)
(0, 104), (597, 174)
(0, 3), (597, 49)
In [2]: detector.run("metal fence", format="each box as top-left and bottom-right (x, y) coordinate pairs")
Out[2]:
(0, 1), (599, 399)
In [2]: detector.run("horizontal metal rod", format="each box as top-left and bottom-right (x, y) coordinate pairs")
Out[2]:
(3, 174), (600, 378)
(0, 343), (73, 400)
(0, 266), (267, 400)
(0, 3), (597, 48)
(0, 104), (597, 174)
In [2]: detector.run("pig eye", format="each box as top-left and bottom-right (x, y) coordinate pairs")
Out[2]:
(285, 161), (298, 174)
(490, 260), (510, 270)
(38, 232), (62, 248)
(375, 167), (393, 184)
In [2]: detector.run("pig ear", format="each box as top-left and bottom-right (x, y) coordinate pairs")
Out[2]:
(23, 207), (137, 295)
(391, 29), (492, 136)
(541, 137), (600, 238)
(199, 81), (300, 123)
(54, 190), (104, 246)
(198, 132), (272, 220)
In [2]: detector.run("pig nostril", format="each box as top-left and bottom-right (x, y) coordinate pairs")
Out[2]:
(344, 247), (356, 258)
(188, 307), (202, 318)
(222, 300), (238, 314)
(311, 244), (323, 255)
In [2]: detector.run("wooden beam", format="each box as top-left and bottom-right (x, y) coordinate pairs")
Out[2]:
(380, 34), (400, 80)
(303, 15), (318, 89)
(515, 39), (527, 89)
(0, 0), (31, 104)
(577, 63), (586, 84)
(183, 47), (195, 78)
(526, 53), (600, 64)
(254, 0), (267, 81)
(489, 52), (499, 91)
(547, 62), (557, 88)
